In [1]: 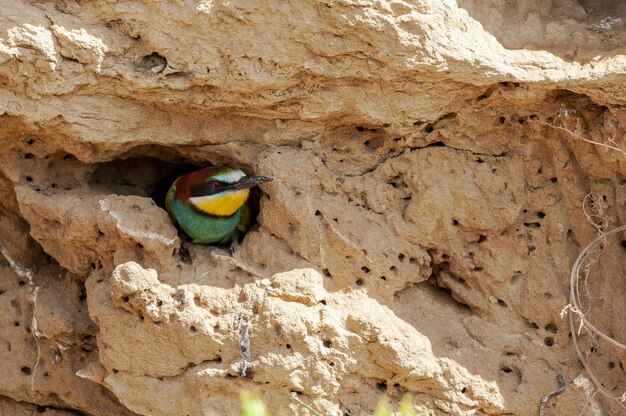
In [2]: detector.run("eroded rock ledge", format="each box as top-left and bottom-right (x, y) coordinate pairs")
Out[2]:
(0, 0), (625, 415)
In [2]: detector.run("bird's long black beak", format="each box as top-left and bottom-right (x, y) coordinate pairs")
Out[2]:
(231, 175), (274, 190)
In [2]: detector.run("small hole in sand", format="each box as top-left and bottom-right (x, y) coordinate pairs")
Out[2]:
(364, 137), (384, 150)
(545, 323), (557, 333)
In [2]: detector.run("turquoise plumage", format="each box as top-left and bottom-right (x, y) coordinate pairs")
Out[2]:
(165, 167), (271, 246)
(167, 194), (248, 244)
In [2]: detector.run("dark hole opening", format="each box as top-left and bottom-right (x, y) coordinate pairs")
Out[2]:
(90, 156), (270, 248)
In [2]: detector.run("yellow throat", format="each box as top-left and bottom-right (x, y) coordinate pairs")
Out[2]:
(190, 189), (250, 217)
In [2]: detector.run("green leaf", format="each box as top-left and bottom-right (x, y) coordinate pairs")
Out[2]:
(375, 396), (392, 416)
(241, 391), (269, 416)
(399, 394), (415, 416)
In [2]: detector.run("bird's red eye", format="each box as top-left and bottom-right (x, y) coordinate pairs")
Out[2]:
(210, 181), (221, 189)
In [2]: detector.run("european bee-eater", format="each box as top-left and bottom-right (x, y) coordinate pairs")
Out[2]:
(165, 167), (273, 245)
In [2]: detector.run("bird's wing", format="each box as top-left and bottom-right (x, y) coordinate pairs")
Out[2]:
(236, 202), (251, 232)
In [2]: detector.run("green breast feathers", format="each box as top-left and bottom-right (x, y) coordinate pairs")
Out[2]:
(165, 167), (272, 245)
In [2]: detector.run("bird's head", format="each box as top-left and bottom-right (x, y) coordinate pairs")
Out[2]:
(172, 167), (273, 217)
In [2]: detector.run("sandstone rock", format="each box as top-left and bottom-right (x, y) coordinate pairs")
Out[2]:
(0, 0), (625, 415)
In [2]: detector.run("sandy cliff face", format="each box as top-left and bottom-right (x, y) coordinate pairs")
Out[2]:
(0, 0), (625, 415)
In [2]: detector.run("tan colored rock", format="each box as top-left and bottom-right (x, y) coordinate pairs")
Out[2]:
(0, 395), (76, 415)
(0, 0), (624, 415)
(84, 262), (506, 415)
(0, 263), (134, 415)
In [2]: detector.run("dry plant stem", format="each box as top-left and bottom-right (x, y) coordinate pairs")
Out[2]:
(0, 247), (41, 394)
(568, 224), (626, 410)
(539, 374), (565, 416)
(289, 393), (322, 416)
(532, 120), (626, 158)
(577, 389), (600, 416)
(570, 225), (626, 350)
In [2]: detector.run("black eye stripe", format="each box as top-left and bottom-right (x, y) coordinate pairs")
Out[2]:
(191, 181), (230, 197)
(189, 175), (251, 197)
